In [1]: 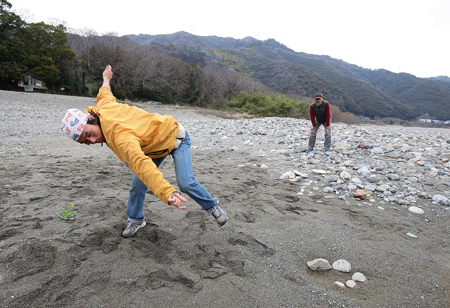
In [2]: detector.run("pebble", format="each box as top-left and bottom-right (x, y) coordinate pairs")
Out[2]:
(352, 272), (367, 282)
(432, 195), (450, 206)
(332, 259), (351, 272)
(398, 199), (410, 205)
(387, 174), (400, 181)
(334, 281), (345, 288)
(306, 258), (332, 271)
(340, 170), (351, 180)
(323, 187), (335, 193)
(364, 184), (377, 191)
(407, 232), (418, 238)
(346, 280), (356, 288)
(376, 184), (390, 192)
(280, 171), (296, 180)
(324, 175), (339, 182)
(408, 206), (424, 214)
(353, 189), (372, 199)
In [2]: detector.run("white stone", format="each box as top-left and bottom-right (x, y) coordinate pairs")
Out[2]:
(432, 195), (450, 206)
(280, 171), (296, 180)
(322, 187), (334, 193)
(376, 184), (390, 192)
(346, 280), (356, 288)
(343, 160), (354, 167)
(340, 171), (351, 180)
(336, 143), (352, 150)
(357, 166), (370, 174)
(276, 149), (288, 155)
(364, 184), (376, 191)
(352, 272), (366, 282)
(312, 169), (327, 174)
(332, 259), (351, 272)
(384, 146), (395, 152)
(347, 184), (357, 191)
(387, 174), (400, 181)
(407, 232), (418, 238)
(307, 258), (332, 271)
(371, 147), (384, 154)
(408, 206), (424, 214)
(334, 281), (345, 288)
(324, 175), (339, 182)
(398, 199), (410, 205)
(351, 178), (362, 184)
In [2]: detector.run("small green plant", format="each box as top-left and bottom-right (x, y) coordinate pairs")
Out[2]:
(58, 207), (77, 221)
(108, 154), (115, 158)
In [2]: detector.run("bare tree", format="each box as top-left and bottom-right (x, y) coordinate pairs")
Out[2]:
(66, 32), (272, 105)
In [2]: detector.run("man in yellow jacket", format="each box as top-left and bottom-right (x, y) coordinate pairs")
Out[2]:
(61, 65), (227, 237)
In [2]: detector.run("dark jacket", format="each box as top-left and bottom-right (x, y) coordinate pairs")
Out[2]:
(310, 100), (331, 126)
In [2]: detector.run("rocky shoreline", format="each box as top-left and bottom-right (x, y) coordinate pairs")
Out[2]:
(187, 115), (450, 208)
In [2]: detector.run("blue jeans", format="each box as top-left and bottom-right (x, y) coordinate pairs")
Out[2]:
(127, 131), (217, 224)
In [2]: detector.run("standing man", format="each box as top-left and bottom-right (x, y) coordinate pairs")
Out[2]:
(306, 93), (331, 154)
(60, 65), (228, 237)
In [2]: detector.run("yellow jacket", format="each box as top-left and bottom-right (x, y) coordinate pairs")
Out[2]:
(85, 87), (179, 204)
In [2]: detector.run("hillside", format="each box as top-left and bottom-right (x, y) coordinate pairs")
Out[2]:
(126, 32), (450, 120)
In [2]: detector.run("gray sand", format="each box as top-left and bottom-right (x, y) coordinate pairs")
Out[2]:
(0, 90), (449, 307)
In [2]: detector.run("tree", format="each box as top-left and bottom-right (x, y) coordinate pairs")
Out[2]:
(22, 22), (75, 90)
(0, 0), (27, 87)
(0, 1), (75, 90)
(67, 28), (99, 87)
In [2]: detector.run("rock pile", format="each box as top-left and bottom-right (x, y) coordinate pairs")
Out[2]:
(307, 258), (366, 289)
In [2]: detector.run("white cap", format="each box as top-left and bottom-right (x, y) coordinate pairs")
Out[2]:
(61, 109), (89, 141)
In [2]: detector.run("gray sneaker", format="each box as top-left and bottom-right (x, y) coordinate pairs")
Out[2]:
(207, 205), (228, 226)
(122, 221), (146, 238)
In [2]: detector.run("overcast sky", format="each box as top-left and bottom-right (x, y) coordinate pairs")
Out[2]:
(12, 0), (450, 78)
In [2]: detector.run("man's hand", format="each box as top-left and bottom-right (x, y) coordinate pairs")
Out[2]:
(326, 126), (331, 131)
(311, 126), (316, 130)
(101, 65), (113, 90)
(168, 192), (187, 209)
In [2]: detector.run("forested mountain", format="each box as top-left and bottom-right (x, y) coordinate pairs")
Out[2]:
(127, 32), (450, 120)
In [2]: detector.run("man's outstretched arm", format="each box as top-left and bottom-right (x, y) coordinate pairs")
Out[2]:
(102, 65), (113, 90)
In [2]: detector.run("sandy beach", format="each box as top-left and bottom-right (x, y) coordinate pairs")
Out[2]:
(0, 90), (449, 308)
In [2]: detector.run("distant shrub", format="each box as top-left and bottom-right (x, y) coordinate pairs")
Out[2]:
(226, 92), (309, 118)
(379, 117), (410, 126)
(399, 119), (411, 126)
(382, 117), (396, 125)
(329, 104), (359, 124)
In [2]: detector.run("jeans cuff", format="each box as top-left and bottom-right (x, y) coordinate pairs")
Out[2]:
(128, 218), (144, 224)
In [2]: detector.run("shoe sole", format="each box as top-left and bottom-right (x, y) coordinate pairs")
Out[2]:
(122, 221), (147, 238)
(218, 216), (228, 227)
